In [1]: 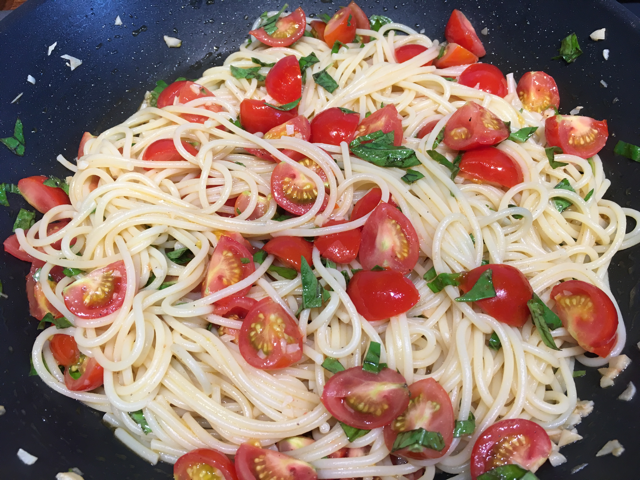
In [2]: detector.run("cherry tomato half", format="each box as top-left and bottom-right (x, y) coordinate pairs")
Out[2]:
(347, 270), (420, 321)
(459, 64), (508, 98)
(263, 236), (313, 272)
(26, 264), (62, 321)
(516, 71), (560, 113)
(174, 448), (238, 480)
(50, 334), (81, 367)
(350, 187), (397, 221)
(314, 220), (362, 264)
(78, 131), (95, 159)
(235, 192), (270, 220)
(310, 108), (360, 146)
(157, 80), (222, 123)
(395, 44), (433, 66)
(324, 7), (357, 48)
(18, 175), (71, 214)
(203, 235), (256, 297)
(443, 102), (509, 151)
(266, 56), (302, 105)
(354, 104), (403, 147)
(458, 147), (523, 189)
(433, 43), (478, 69)
(247, 115), (311, 162)
(64, 355), (104, 392)
(545, 115), (608, 159)
(271, 158), (328, 216)
(236, 443), (317, 480)
(310, 21), (326, 41)
(348, 2), (371, 42)
(5, 233), (37, 262)
(240, 99), (298, 134)
(142, 139), (198, 169)
(444, 10), (486, 57)
(213, 295), (258, 318)
(249, 7), (307, 48)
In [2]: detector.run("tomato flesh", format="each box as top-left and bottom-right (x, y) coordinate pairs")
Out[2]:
(351, 187), (397, 221)
(240, 99), (298, 134)
(18, 175), (71, 214)
(174, 448), (238, 480)
(64, 355), (104, 392)
(50, 334), (81, 367)
(516, 71), (560, 113)
(417, 120), (440, 140)
(348, 2), (370, 42)
(444, 10), (486, 57)
(271, 158), (328, 216)
(263, 236), (313, 272)
(249, 7), (307, 48)
(443, 102), (509, 151)
(236, 443), (317, 480)
(5, 233), (37, 262)
(433, 43), (478, 69)
(395, 44), (433, 66)
(354, 104), (403, 147)
(266, 56), (302, 105)
(247, 115), (311, 162)
(235, 192), (270, 220)
(459, 64), (508, 98)
(347, 270), (420, 321)
(324, 7), (357, 48)
(458, 147), (523, 189)
(142, 139), (198, 169)
(203, 235), (256, 298)
(310, 108), (360, 146)
(27, 264), (62, 321)
(314, 220), (362, 264)
(78, 131), (95, 158)
(310, 21), (326, 41)
(545, 115), (608, 159)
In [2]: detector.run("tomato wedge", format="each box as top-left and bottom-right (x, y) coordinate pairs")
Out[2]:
(246, 115), (311, 162)
(384, 378), (454, 460)
(458, 264), (533, 327)
(5, 233), (37, 262)
(545, 115), (608, 159)
(266, 56), (302, 105)
(347, 270), (419, 321)
(458, 147), (523, 189)
(63, 260), (127, 319)
(235, 192), (270, 220)
(249, 7), (307, 48)
(142, 139), (198, 169)
(417, 120), (440, 140)
(263, 236), (313, 272)
(354, 104), (403, 146)
(550, 280), (618, 357)
(310, 21), (326, 41)
(324, 6), (357, 48)
(310, 108), (360, 146)
(203, 235), (255, 297)
(470, 419), (552, 479)
(271, 158), (328, 216)
(314, 220), (362, 264)
(459, 64), (508, 98)
(18, 175), (71, 214)
(443, 102), (509, 151)
(359, 203), (419, 274)
(27, 264), (62, 321)
(444, 10), (486, 57)
(348, 2), (371, 42)
(395, 44), (433, 66)
(65, 355), (104, 392)
(321, 366), (410, 429)
(516, 71), (560, 113)
(433, 43), (478, 69)
(50, 334), (81, 367)
(157, 80), (222, 123)
(238, 297), (303, 369)
(78, 131), (95, 159)
(240, 99), (298, 134)
(236, 443), (317, 480)
(174, 448), (238, 480)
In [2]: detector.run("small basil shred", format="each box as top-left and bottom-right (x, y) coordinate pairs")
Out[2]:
(37, 312), (73, 330)
(43, 176), (70, 195)
(29, 357), (38, 377)
(167, 247), (194, 265)
(149, 80), (169, 107)
(63, 268), (84, 277)
(552, 179), (576, 213)
(432, 127), (445, 148)
(159, 282), (175, 290)
(1, 118), (26, 156)
(553, 33), (583, 64)
(350, 131), (420, 168)
(340, 422), (370, 442)
(240, 258), (251, 264)
(423, 268), (461, 294)
(251, 57), (275, 67)
(614, 140), (640, 162)
(338, 107), (357, 114)
(322, 258), (337, 269)
(455, 269), (496, 302)
(265, 97), (301, 111)
(401, 169), (425, 184)
(528, 296), (561, 351)
(260, 4), (288, 35)
(392, 428), (445, 452)
(313, 68), (339, 93)
(268, 265), (298, 280)
(573, 370), (586, 377)
(230, 65), (266, 82)
(331, 40), (347, 54)
(253, 250), (268, 264)
(453, 413), (475, 437)
(369, 15), (393, 32)
(362, 341), (384, 373)
(299, 52), (320, 82)
(508, 126), (538, 143)
(319, 13), (331, 23)
(529, 293), (562, 326)
(321, 357), (345, 374)
(508, 204), (523, 220)
(426, 149), (460, 180)
(488, 332), (502, 350)
(300, 257), (330, 310)
(477, 464), (539, 480)
(371, 265), (385, 271)
(129, 410), (153, 434)
(545, 146), (567, 169)
(13, 208), (35, 232)
(584, 188), (594, 202)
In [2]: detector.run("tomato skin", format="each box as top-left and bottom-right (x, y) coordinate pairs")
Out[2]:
(350, 187), (397, 221)
(249, 7), (307, 48)
(203, 235), (256, 297)
(459, 64), (508, 97)
(321, 366), (410, 429)
(236, 443), (317, 480)
(247, 115), (311, 162)
(347, 270), (419, 321)
(395, 44), (433, 66)
(354, 104), (404, 147)
(271, 159), (328, 216)
(214, 295), (258, 318)
(157, 80), (213, 108)
(324, 7), (357, 48)
(4, 233), (37, 262)
(310, 21), (326, 41)
(359, 203), (420, 274)
(64, 356), (104, 392)
(310, 108), (360, 146)
(516, 71), (560, 113)
(544, 115), (609, 159)
(50, 334), (81, 367)
(235, 192), (270, 220)
(433, 43), (478, 69)
(174, 448), (238, 480)
(458, 264), (533, 327)
(470, 419), (552, 479)
(550, 280), (618, 356)
(443, 102), (509, 151)
(26, 264), (62, 321)
(417, 120), (440, 140)
(445, 10), (486, 57)
(314, 220), (362, 264)
(347, 2), (370, 42)
(266, 56), (302, 105)
(458, 147), (523, 189)
(240, 99), (298, 134)
(18, 175), (71, 214)
(142, 139), (198, 169)
(78, 131), (95, 158)
(383, 378), (454, 460)
(263, 237), (313, 272)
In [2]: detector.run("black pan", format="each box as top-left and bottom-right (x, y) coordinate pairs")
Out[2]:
(1, 0), (639, 478)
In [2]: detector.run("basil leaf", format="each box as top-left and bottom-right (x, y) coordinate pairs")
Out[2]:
(29, 356), (38, 377)
(583, 188), (594, 202)
(436, 46), (445, 60)
(265, 97), (301, 111)
(299, 52), (320, 82)
(392, 428), (445, 452)
(0, 184), (8, 207)
(6, 183), (20, 194)
(424, 270), (461, 294)
(481, 259), (490, 266)
(261, 4), (288, 36)
(322, 357), (345, 374)
(159, 282), (175, 290)
(13, 208), (35, 231)
(43, 176), (70, 195)
(230, 65), (266, 82)
(504, 121), (511, 133)
(477, 464), (539, 480)
(443, 76), (457, 82)
(401, 169), (425, 184)
(38, 312), (73, 330)
(340, 422), (370, 442)
(273, 210), (293, 221)
(469, 233), (475, 245)
(322, 258), (337, 269)
(319, 13), (331, 23)
(573, 370), (586, 377)
(240, 258), (251, 265)
(68, 367), (82, 379)
(268, 265), (298, 279)
(453, 413), (475, 437)
(455, 269), (496, 302)
(63, 268), (84, 277)
(424, 267), (436, 282)
(332, 40), (347, 54)
(13, 118), (24, 145)
(251, 57), (275, 67)
(341, 270), (350, 287)
(553, 33), (582, 64)
(313, 68), (339, 93)
(363, 341), (383, 373)
(350, 130), (420, 168)
(303, 30), (314, 37)
(545, 146), (567, 169)
(552, 178), (576, 213)
(529, 293), (562, 329)
(300, 257), (328, 310)
(232, 119), (244, 130)
(369, 15), (393, 32)
(427, 149), (460, 180)
(145, 273), (156, 287)
(371, 265), (385, 272)
(167, 247), (194, 265)
(339, 107), (357, 114)
(528, 296), (561, 351)
(129, 410), (153, 434)
(432, 127), (445, 148)
(488, 332), (502, 350)
(508, 204), (523, 219)
(508, 126), (538, 143)
(614, 140), (640, 162)
(253, 250), (268, 264)
(149, 79), (168, 107)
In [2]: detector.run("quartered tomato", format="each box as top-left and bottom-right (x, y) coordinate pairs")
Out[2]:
(240, 99), (298, 134)
(516, 71), (560, 113)
(278, 437), (315, 453)
(142, 139), (198, 168)
(78, 131), (95, 159)
(321, 366), (410, 429)
(63, 260), (127, 319)
(266, 56), (302, 105)
(27, 264), (62, 321)
(238, 297), (303, 369)
(433, 43), (478, 69)
(310, 21), (326, 41)
(458, 147), (523, 189)
(174, 448), (238, 480)
(470, 419), (552, 479)
(157, 80), (222, 123)
(444, 10), (486, 57)
(550, 280), (618, 357)
(458, 264), (533, 327)
(50, 334), (81, 367)
(18, 175), (71, 214)
(417, 120), (440, 140)
(263, 236), (313, 272)
(214, 295), (258, 318)
(235, 192), (270, 220)
(354, 104), (403, 147)
(310, 108), (360, 146)
(347, 270), (419, 321)
(395, 44), (433, 66)
(236, 443), (317, 480)
(348, 2), (370, 42)
(351, 187), (396, 221)
(359, 203), (419, 274)
(271, 158), (328, 216)
(64, 355), (104, 392)
(545, 115), (609, 159)
(249, 7), (307, 48)
(384, 378), (454, 460)
(203, 235), (256, 297)
(459, 64), (508, 98)
(247, 115), (311, 162)
(314, 220), (362, 264)
(324, 6), (357, 48)
(5, 233), (37, 262)
(443, 102), (509, 151)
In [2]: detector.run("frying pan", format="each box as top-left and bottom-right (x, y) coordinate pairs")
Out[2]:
(1, 0), (639, 478)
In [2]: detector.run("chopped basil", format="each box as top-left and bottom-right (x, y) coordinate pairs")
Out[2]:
(584, 189), (594, 202)
(129, 410), (153, 434)
(424, 267), (436, 282)
(313, 68), (339, 93)
(37, 312), (73, 330)
(432, 127), (445, 148)
(488, 332), (502, 350)
(232, 119), (244, 130)
(427, 149), (460, 180)
(347, 14), (353, 27)
(392, 428), (445, 453)
(455, 269), (496, 303)
(469, 233), (475, 245)
(149, 80), (168, 108)
(299, 52), (320, 82)
(319, 13), (331, 23)
(528, 294), (561, 350)
(443, 77), (457, 82)
(260, 4), (288, 36)
(1, 118), (26, 156)
(322, 258), (337, 269)
(436, 46), (445, 60)
(300, 257), (330, 310)
(268, 265), (298, 280)
(13, 208), (35, 231)
(239, 258), (251, 265)
(322, 357), (345, 374)
(424, 268), (461, 293)
(159, 282), (175, 290)
(365, 112), (372, 118)
(43, 176), (70, 195)
(341, 270), (350, 287)
(369, 15), (393, 32)
(371, 265), (385, 272)
(573, 370), (586, 377)
(477, 464), (539, 480)
(481, 259), (490, 266)
(453, 413), (475, 437)
(253, 250), (268, 264)
(545, 146), (567, 169)
(552, 179), (576, 213)
(145, 273), (157, 287)
(340, 422), (370, 442)
(303, 30), (314, 37)
(614, 140), (640, 162)
(504, 121), (511, 132)
(63, 268), (84, 277)
(0, 184), (8, 207)
(508, 204), (523, 219)
(553, 33), (582, 64)
(29, 356), (38, 376)
(167, 247), (194, 265)
(508, 126), (538, 143)
(273, 210), (293, 221)
(331, 40), (347, 54)
(230, 65), (266, 82)
(338, 107), (357, 114)
(68, 365), (82, 379)
(265, 97), (301, 111)
(350, 131), (420, 168)
(251, 57), (276, 67)
(401, 169), (425, 184)
(362, 341), (387, 374)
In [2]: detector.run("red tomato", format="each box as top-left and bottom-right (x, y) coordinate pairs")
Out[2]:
(545, 115), (609, 159)
(157, 80), (222, 123)
(46, 220), (73, 250)
(63, 260), (127, 319)
(310, 108), (360, 146)
(18, 175), (71, 214)
(235, 192), (270, 220)
(417, 120), (440, 140)
(235, 443), (317, 480)
(174, 448), (238, 480)
(238, 298), (303, 369)
(324, 7), (357, 48)
(470, 419), (552, 479)
(203, 235), (256, 297)
(4, 233), (37, 262)
(214, 295), (257, 318)
(271, 158), (328, 216)
(444, 10), (486, 57)
(50, 334), (81, 367)
(314, 220), (362, 264)
(64, 356), (104, 392)
(347, 270), (419, 321)
(433, 43), (478, 69)
(247, 115), (311, 162)
(443, 102), (509, 151)
(310, 21), (326, 41)
(350, 187), (397, 221)
(240, 99), (298, 134)
(347, 2), (370, 42)
(78, 131), (95, 159)
(359, 203), (420, 274)
(249, 7), (307, 48)
(458, 264), (533, 327)
(395, 44), (433, 66)
(26, 264), (62, 321)
(266, 56), (302, 105)
(142, 139), (198, 169)
(551, 280), (618, 357)
(354, 104), (403, 147)
(516, 71), (560, 113)
(384, 378), (454, 460)
(278, 437), (315, 453)
(217, 197), (240, 219)
(458, 147), (523, 189)
(321, 366), (410, 429)
(459, 64), (508, 97)
(263, 236), (313, 272)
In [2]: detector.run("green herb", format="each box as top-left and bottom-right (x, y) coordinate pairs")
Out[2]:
(427, 149), (459, 180)
(42, 176), (70, 195)
(469, 233), (475, 245)
(508, 204), (523, 219)
(481, 259), (490, 266)
(322, 357), (345, 374)
(261, 4), (288, 35)
(167, 247), (194, 265)
(175, 77), (187, 82)
(553, 33), (582, 64)
(584, 189), (594, 202)
(13, 208), (35, 231)
(63, 268), (84, 277)
(253, 250), (268, 264)
(268, 265), (298, 279)
(455, 269), (496, 302)
(504, 121), (511, 132)
(145, 273), (157, 287)
(432, 127), (445, 148)
(614, 140), (640, 162)
(443, 77), (457, 82)
(37, 312), (73, 330)
(424, 268), (461, 293)
(350, 130), (420, 168)
(230, 65), (266, 82)
(232, 119), (244, 130)
(299, 52), (320, 82)
(313, 68), (339, 93)
(273, 210), (293, 221)
(251, 57), (276, 67)
(129, 410), (153, 434)
(545, 146), (567, 169)
(347, 14), (353, 27)
(477, 464), (539, 480)
(322, 258), (337, 269)
(424, 267), (436, 282)
(573, 370), (586, 377)
(1, 118), (26, 156)
(340, 422), (370, 442)
(508, 127), (538, 143)
(392, 428), (445, 453)
(319, 13), (331, 23)
(159, 282), (175, 290)
(453, 413), (475, 437)
(300, 257), (330, 309)
(303, 30), (314, 37)
(371, 265), (385, 272)
(68, 367), (82, 379)
(363, 341), (384, 373)
(338, 107), (357, 114)
(401, 169), (425, 184)
(365, 112), (372, 118)
(29, 356), (38, 376)
(149, 80), (169, 107)
(436, 46), (445, 60)
(552, 178), (576, 213)
(265, 97), (301, 111)
(369, 15), (393, 32)
(0, 184), (8, 207)
(527, 294), (561, 350)
(488, 332), (502, 350)
(341, 270), (350, 287)
(332, 40), (347, 54)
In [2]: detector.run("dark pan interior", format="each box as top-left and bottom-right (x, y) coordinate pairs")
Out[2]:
(1, 0), (639, 478)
